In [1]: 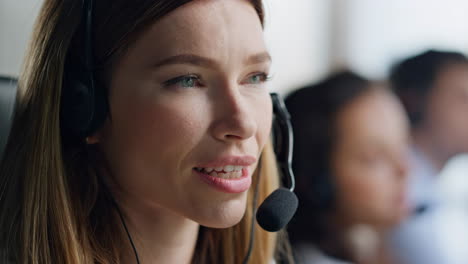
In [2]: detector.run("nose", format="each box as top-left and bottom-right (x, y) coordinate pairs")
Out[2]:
(395, 152), (410, 182)
(210, 85), (257, 142)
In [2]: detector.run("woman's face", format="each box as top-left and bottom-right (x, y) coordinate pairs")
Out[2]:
(424, 63), (468, 158)
(98, 0), (272, 228)
(331, 89), (410, 228)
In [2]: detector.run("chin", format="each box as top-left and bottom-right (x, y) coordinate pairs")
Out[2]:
(379, 212), (408, 229)
(193, 198), (249, 228)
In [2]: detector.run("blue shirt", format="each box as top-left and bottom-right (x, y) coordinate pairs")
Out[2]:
(388, 148), (468, 264)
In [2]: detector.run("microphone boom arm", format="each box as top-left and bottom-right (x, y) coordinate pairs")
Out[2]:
(270, 93), (295, 192)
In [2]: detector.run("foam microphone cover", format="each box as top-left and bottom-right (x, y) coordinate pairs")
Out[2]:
(256, 187), (298, 232)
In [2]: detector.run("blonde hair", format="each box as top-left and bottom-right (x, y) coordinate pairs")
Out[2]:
(0, 0), (289, 263)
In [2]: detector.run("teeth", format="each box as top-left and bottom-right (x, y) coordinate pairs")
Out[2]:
(195, 165), (245, 177)
(215, 171), (243, 179)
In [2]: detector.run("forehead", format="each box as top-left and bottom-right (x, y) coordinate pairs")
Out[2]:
(433, 63), (468, 92)
(126, 0), (266, 65)
(335, 89), (408, 147)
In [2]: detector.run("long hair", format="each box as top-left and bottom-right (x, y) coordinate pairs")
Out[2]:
(0, 0), (282, 263)
(285, 71), (373, 261)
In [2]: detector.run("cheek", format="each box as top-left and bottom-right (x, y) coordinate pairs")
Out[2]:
(428, 97), (468, 149)
(335, 164), (397, 219)
(338, 176), (381, 208)
(142, 102), (204, 146)
(120, 101), (200, 150)
(441, 106), (468, 143)
(101, 94), (206, 187)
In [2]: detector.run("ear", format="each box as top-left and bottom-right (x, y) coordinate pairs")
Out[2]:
(85, 135), (100, 144)
(85, 116), (110, 145)
(85, 128), (103, 144)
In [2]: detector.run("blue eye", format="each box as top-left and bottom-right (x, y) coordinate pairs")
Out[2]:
(163, 75), (201, 88)
(245, 73), (270, 85)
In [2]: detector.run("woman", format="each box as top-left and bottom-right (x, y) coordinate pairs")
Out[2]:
(0, 0), (289, 263)
(286, 71), (410, 264)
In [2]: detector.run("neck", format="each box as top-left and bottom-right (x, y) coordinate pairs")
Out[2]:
(412, 129), (450, 171)
(116, 194), (200, 264)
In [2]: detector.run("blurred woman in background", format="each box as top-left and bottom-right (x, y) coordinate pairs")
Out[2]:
(286, 71), (410, 264)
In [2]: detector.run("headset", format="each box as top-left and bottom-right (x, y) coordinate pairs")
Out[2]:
(0, 76), (17, 161)
(0, 0), (298, 263)
(60, 0), (108, 141)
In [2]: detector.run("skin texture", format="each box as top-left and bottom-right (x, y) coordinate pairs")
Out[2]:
(91, 0), (272, 263)
(331, 88), (410, 229)
(414, 63), (468, 170)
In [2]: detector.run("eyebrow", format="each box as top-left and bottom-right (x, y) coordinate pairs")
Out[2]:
(152, 52), (272, 69)
(244, 52), (272, 65)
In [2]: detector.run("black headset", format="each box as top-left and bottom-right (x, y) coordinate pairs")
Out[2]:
(0, 76), (17, 161)
(0, 1), (298, 263)
(60, 0), (108, 141)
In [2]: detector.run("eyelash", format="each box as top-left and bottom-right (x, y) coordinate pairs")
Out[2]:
(162, 72), (272, 89)
(162, 74), (202, 88)
(244, 72), (272, 85)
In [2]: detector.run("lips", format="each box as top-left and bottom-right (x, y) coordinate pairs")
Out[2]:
(193, 156), (255, 193)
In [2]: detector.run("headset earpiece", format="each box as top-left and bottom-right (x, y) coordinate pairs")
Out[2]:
(0, 77), (17, 160)
(61, 65), (95, 139)
(60, 0), (107, 141)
